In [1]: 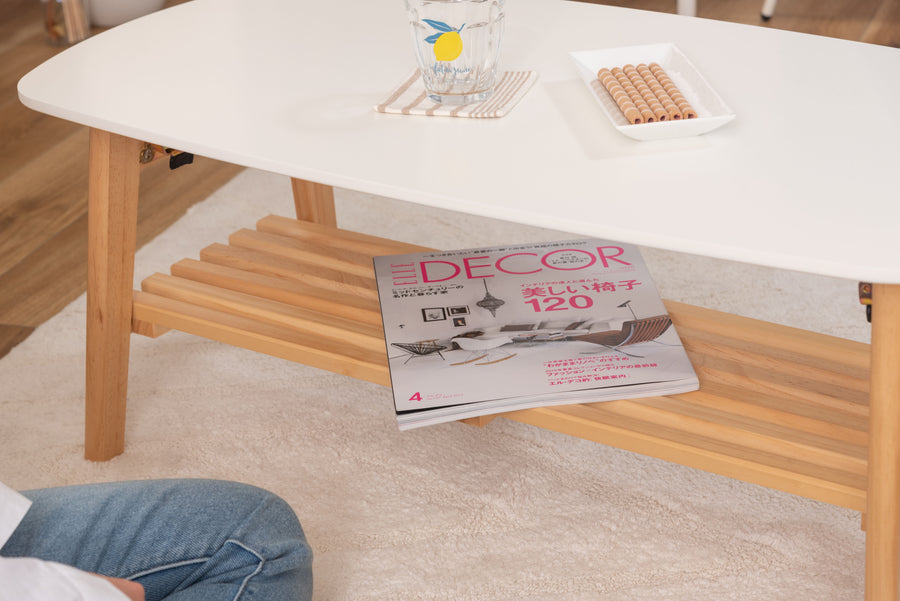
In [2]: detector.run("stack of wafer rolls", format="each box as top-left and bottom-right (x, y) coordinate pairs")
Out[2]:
(596, 62), (697, 125)
(596, 68), (644, 125)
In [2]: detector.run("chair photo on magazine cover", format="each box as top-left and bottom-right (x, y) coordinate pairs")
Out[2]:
(571, 314), (673, 357)
(390, 341), (448, 364)
(450, 334), (517, 366)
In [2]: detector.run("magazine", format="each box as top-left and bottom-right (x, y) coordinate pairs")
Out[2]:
(373, 238), (699, 429)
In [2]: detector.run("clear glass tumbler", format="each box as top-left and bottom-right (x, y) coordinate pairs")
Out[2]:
(405, 0), (505, 104)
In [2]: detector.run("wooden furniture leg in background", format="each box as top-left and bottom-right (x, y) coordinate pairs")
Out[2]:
(85, 129), (141, 461)
(867, 283), (900, 601)
(291, 178), (336, 226)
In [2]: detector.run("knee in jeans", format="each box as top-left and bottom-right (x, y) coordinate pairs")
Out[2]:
(236, 485), (312, 565)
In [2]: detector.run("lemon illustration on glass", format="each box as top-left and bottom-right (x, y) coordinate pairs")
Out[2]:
(423, 19), (465, 61)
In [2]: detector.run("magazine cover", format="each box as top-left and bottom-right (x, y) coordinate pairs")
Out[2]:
(373, 238), (699, 429)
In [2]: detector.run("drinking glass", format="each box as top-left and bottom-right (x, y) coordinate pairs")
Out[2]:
(405, 0), (505, 104)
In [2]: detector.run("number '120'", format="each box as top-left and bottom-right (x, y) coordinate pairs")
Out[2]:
(525, 295), (593, 312)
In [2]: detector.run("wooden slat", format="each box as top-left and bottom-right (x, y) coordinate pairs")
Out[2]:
(684, 379), (867, 445)
(140, 273), (384, 354)
(505, 401), (867, 511)
(538, 394), (867, 493)
(636, 396), (866, 468)
(680, 329), (868, 398)
(666, 299), (870, 371)
(229, 229), (376, 278)
(199, 243), (378, 301)
(132, 290), (390, 386)
(695, 367), (868, 424)
(564, 396), (865, 478)
(169, 258), (382, 325)
(131, 314), (170, 338)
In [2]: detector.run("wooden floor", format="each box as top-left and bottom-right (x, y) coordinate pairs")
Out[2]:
(1, 0), (898, 359)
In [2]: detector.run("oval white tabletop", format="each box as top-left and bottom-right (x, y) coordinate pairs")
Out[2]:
(18, 0), (900, 282)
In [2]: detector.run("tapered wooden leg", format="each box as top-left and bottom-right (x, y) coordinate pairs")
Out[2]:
(85, 129), (141, 461)
(866, 283), (900, 600)
(291, 178), (336, 226)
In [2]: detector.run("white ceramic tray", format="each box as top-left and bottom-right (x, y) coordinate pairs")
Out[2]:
(570, 43), (735, 141)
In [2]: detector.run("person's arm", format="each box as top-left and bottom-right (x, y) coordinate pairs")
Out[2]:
(100, 576), (144, 601)
(0, 556), (139, 601)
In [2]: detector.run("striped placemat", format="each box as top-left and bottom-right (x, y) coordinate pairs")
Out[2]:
(375, 70), (538, 118)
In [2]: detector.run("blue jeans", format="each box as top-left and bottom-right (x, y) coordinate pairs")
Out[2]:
(0, 479), (313, 601)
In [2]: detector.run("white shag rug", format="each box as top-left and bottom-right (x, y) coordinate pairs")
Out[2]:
(0, 168), (869, 600)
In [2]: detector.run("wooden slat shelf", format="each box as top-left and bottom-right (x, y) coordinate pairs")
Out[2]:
(132, 215), (870, 513)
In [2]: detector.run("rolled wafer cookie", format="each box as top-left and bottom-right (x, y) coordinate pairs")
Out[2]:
(623, 64), (669, 121)
(636, 63), (682, 120)
(611, 67), (656, 123)
(648, 62), (697, 118)
(597, 68), (643, 124)
(647, 63), (695, 118)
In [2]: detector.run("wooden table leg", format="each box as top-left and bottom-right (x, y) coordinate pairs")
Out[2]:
(84, 129), (141, 461)
(291, 178), (336, 226)
(866, 283), (900, 600)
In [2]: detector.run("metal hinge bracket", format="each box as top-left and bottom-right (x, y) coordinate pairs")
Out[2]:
(859, 282), (873, 323)
(139, 143), (194, 170)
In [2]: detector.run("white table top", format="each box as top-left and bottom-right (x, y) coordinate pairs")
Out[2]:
(18, 0), (900, 282)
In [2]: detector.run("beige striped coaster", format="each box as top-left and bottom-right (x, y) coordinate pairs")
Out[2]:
(375, 70), (538, 118)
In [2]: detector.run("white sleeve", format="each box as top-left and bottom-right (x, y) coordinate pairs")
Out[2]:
(0, 482), (31, 545)
(0, 557), (129, 601)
